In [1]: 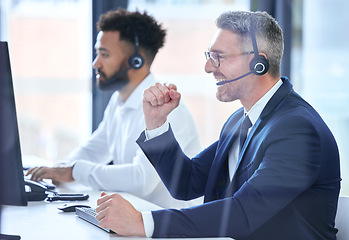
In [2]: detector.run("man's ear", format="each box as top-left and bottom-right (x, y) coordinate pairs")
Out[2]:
(259, 52), (268, 59)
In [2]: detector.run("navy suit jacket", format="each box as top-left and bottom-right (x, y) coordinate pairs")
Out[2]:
(137, 77), (341, 240)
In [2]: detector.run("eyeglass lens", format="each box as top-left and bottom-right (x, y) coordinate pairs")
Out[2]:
(205, 52), (219, 68)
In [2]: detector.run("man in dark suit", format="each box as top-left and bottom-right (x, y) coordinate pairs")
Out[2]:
(95, 11), (341, 240)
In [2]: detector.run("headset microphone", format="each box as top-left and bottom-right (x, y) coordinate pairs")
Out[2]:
(216, 71), (252, 86)
(215, 13), (269, 86)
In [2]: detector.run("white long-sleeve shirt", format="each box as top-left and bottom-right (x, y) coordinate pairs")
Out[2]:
(69, 73), (202, 208)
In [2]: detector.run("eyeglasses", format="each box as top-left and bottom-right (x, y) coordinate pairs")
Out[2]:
(205, 51), (254, 68)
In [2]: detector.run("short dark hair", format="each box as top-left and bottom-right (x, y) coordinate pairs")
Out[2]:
(97, 8), (166, 64)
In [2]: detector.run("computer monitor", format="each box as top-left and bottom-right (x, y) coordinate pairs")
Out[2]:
(0, 41), (28, 237)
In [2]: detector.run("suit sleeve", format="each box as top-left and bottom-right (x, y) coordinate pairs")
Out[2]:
(137, 126), (217, 201)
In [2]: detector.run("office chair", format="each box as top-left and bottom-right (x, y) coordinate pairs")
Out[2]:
(335, 196), (349, 240)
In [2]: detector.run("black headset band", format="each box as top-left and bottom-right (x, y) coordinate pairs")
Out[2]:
(128, 28), (144, 70)
(249, 13), (269, 76)
(250, 14), (259, 58)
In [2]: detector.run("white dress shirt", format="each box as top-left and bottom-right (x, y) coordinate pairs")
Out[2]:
(142, 79), (283, 237)
(68, 73), (202, 209)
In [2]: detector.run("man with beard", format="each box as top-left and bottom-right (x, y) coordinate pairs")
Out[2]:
(26, 8), (202, 209)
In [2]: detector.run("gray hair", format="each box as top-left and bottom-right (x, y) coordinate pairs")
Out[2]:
(216, 11), (284, 77)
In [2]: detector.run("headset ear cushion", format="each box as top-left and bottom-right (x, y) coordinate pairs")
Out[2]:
(249, 55), (269, 75)
(129, 54), (144, 70)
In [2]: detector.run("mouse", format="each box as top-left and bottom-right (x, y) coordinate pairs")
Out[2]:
(58, 203), (91, 212)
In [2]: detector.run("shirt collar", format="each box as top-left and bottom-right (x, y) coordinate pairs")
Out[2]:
(245, 79), (283, 125)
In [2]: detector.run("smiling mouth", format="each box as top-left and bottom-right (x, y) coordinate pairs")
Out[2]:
(213, 73), (226, 83)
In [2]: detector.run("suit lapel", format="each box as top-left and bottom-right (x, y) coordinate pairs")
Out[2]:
(227, 77), (293, 196)
(225, 117), (261, 195)
(204, 112), (242, 202)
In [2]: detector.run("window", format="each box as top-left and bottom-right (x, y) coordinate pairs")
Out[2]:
(0, 0), (92, 164)
(300, 0), (349, 195)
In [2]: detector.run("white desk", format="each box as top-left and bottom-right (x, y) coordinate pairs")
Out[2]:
(1, 183), (232, 240)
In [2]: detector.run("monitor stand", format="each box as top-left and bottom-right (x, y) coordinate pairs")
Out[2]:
(0, 234), (21, 240)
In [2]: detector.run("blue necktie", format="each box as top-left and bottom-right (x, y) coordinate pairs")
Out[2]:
(239, 115), (252, 152)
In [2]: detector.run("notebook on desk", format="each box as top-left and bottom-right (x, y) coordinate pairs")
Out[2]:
(75, 207), (113, 233)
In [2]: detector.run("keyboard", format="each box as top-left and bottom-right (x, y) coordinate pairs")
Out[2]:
(75, 207), (113, 233)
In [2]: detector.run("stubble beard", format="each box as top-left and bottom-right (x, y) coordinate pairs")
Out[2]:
(216, 83), (239, 103)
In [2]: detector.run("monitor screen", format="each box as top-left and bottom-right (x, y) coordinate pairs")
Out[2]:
(0, 41), (28, 207)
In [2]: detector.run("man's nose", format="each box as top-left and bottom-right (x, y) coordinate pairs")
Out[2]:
(204, 58), (215, 73)
(92, 56), (100, 69)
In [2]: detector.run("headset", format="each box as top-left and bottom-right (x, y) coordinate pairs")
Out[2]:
(249, 14), (269, 76)
(128, 33), (144, 69)
(216, 13), (269, 86)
